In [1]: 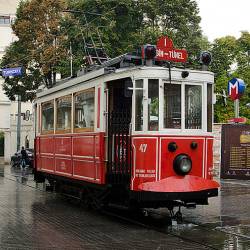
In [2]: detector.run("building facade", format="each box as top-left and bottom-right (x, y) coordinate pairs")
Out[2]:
(0, 0), (34, 162)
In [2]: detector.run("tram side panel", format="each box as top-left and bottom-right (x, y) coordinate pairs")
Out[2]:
(40, 136), (55, 173)
(35, 133), (106, 184)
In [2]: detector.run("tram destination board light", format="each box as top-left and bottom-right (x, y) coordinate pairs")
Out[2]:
(144, 45), (156, 59)
(199, 51), (212, 66)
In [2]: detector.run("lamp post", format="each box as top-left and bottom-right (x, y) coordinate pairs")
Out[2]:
(1, 67), (23, 151)
(17, 94), (21, 152)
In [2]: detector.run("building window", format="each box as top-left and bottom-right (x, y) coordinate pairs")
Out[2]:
(56, 95), (72, 133)
(0, 16), (10, 25)
(41, 101), (54, 134)
(74, 89), (95, 132)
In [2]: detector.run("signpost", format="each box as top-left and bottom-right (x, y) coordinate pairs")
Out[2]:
(1, 67), (23, 151)
(227, 78), (246, 122)
(221, 78), (248, 180)
(2, 67), (23, 77)
(156, 36), (188, 63)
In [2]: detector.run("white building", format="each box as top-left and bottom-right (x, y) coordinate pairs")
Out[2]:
(0, 0), (34, 163)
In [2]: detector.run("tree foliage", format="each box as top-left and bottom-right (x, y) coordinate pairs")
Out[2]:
(1, 0), (67, 101)
(0, 0), (220, 102)
(64, 0), (204, 67)
(211, 32), (250, 123)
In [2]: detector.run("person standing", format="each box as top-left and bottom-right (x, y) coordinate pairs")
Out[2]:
(20, 146), (28, 168)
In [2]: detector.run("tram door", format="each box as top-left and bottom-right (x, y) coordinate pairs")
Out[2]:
(106, 78), (132, 185)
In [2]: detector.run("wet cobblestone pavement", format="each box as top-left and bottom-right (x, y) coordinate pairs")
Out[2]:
(0, 165), (250, 249)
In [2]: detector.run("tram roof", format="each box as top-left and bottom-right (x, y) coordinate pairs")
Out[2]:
(36, 65), (214, 99)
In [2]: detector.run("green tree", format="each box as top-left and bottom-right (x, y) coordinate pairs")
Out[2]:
(1, 0), (206, 100)
(211, 32), (250, 123)
(63, 0), (205, 67)
(0, 0), (67, 101)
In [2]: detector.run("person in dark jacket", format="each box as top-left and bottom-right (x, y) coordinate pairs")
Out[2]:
(20, 146), (28, 168)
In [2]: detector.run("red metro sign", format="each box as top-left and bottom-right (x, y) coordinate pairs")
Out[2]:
(156, 36), (188, 63)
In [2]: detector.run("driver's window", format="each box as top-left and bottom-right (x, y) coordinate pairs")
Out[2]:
(164, 83), (181, 129)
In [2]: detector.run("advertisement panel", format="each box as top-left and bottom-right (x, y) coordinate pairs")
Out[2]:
(221, 124), (250, 179)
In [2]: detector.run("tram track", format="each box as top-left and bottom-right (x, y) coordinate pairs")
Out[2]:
(101, 206), (219, 250)
(3, 170), (249, 249)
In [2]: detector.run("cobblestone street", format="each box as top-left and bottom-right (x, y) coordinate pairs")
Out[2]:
(0, 165), (249, 250)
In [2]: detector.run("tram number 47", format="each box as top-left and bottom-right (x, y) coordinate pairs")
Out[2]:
(139, 144), (147, 153)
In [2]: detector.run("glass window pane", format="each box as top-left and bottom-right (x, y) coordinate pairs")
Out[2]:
(164, 84), (181, 129)
(4, 17), (10, 24)
(135, 80), (143, 131)
(148, 79), (159, 131)
(185, 85), (202, 129)
(207, 84), (213, 132)
(41, 101), (54, 132)
(56, 95), (72, 131)
(74, 89), (95, 130)
(0, 16), (10, 24)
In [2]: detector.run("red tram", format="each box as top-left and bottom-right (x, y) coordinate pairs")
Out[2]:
(34, 42), (219, 214)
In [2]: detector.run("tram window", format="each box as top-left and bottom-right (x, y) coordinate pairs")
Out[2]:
(185, 85), (202, 129)
(207, 84), (213, 132)
(41, 101), (54, 133)
(56, 95), (72, 132)
(148, 79), (159, 131)
(164, 84), (181, 129)
(135, 80), (143, 131)
(74, 89), (95, 131)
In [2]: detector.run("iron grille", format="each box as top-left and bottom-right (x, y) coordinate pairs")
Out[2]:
(107, 110), (131, 184)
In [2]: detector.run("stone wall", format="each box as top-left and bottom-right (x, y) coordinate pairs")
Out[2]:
(213, 124), (224, 177)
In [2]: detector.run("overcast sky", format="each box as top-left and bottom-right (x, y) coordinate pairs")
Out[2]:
(196, 0), (250, 42)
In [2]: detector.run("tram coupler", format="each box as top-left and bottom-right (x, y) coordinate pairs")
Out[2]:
(169, 206), (183, 224)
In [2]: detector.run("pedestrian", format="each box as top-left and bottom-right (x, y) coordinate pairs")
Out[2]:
(20, 146), (28, 169)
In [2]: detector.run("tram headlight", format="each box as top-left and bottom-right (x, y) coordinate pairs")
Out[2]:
(173, 154), (192, 176)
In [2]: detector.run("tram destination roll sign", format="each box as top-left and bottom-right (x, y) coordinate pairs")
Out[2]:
(221, 124), (250, 179)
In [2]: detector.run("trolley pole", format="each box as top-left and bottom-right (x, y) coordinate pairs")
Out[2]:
(17, 94), (21, 152)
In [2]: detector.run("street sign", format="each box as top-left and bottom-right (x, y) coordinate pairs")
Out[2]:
(228, 78), (245, 100)
(2, 67), (23, 77)
(156, 36), (188, 63)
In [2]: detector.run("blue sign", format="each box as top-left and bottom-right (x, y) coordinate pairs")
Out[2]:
(228, 78), (246, 100)
(2, 67), (23, 77)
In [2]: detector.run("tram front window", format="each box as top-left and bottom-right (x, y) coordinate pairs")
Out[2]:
(148, 79), (159, 131)
(164, 84), (181, 129)
(185, 85), (202, 129)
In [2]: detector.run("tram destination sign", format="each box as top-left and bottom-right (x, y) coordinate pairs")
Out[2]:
(156, 36), (188, 63)
(2, 67), (23, 77)
(221, 124), (250, 179)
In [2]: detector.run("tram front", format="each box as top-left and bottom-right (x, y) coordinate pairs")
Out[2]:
(130, 67), (219, 209)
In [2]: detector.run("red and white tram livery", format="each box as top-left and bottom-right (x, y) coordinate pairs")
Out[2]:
(34, 47), (219, 211)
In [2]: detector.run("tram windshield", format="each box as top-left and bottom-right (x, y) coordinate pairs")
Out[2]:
(134, 79), (210, 132)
